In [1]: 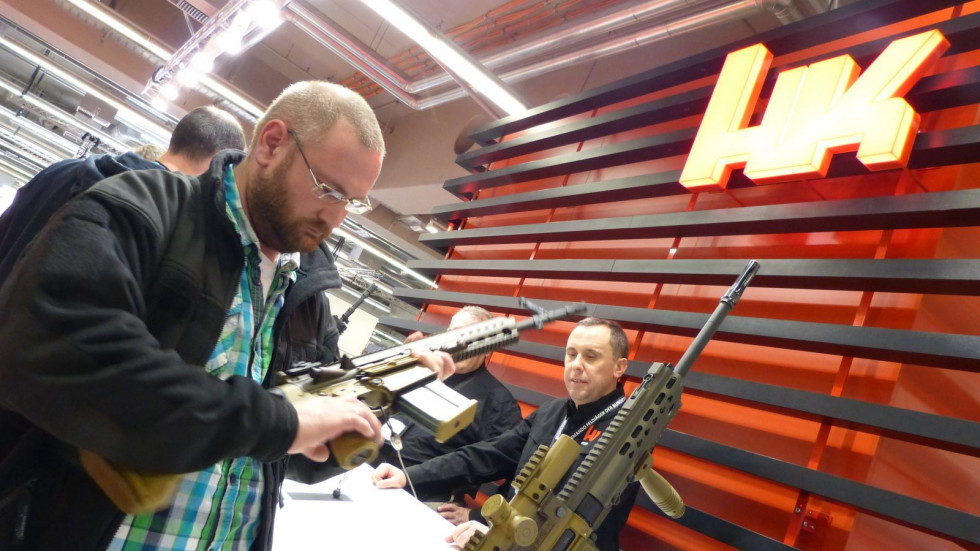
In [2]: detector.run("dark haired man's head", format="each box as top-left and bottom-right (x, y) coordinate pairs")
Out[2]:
(575, 317), (629, 360)
(564, 317), (630, 406)
(166, 106), (247, 166)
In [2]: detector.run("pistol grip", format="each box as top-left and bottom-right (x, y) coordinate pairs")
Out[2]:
(329, 432), (379, 470)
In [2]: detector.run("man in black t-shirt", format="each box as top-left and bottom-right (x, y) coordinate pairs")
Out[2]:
(373, 317), (639, 551)
(377, 306), (523, 507)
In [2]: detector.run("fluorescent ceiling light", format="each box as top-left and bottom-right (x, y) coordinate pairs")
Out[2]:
(64, 0), (171, 59)
(0, 157), (35, 180)
(64, 0), (263, 120)
(0, 106), (77, 155)
(0, 78), (130, 153)
(0, 131), (64, 165)
(0, 37), (172, 145)
(360, 0), (527, 116)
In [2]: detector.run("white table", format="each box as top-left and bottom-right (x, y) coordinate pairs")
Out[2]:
(273, 464), (459, 551)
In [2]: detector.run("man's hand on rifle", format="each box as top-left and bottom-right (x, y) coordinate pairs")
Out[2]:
(410, 346), (455, 381)
(289, 396), (382, 462)
(403, 330), (456, 380)
(446, 521), (488, 547)
(286, 346), (452, 463)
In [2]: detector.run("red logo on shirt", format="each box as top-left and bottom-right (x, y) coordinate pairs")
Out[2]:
(583, 425), (602, 442)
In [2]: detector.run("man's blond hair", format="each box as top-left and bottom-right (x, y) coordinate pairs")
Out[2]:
(251, 81), (385, 156)
(453, 305), (493, 325)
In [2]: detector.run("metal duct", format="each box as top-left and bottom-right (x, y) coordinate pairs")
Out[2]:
(285, 0), (803, 112)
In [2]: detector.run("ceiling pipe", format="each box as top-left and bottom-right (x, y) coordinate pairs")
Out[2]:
(416, 0), (772, 111)
(760, 0), (807, 24)
(404, 0), (727, 95)
(0, 130), (61, 167)
(0, 61), (138, 153)
(496, 0), (766, 85)
(9, 0), (815, 146)
(46, 0), (808, 123)
(0, 106), (77, 158)
(56, 0), (263, 121)
(285, 0), (805, 113)
(282, 0), (718, 102)
(356, 0), (528, 117)
(282, 3), (421, 108)
(0, 34), (173, 145)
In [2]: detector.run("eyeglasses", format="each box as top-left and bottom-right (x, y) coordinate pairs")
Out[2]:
(287, 129), (372, 214)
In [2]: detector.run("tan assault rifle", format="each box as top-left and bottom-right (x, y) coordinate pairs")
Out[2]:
(82, 299), (584, 514)
(465, 261), (760, 551)
(273, 299), (586, 470)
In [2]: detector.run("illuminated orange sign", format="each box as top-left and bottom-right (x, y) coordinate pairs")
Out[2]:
(679, 30), (949, 191)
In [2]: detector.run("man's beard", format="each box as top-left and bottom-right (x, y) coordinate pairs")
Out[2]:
(247, 156), (330, 253)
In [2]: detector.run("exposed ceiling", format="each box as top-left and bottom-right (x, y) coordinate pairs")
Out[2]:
(0, 0), (849, 343)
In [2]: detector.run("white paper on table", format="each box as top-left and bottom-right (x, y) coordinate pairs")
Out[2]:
(273, 463), (459, 551)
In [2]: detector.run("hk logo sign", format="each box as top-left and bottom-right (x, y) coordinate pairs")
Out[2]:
(679, 30), (949, 191)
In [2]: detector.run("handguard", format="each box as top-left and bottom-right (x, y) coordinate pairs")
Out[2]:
(465, 261), (760, 551)
(273, 299), (587, 469)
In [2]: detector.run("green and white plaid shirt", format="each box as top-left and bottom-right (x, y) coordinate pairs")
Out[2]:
(109, 165), (298, 551)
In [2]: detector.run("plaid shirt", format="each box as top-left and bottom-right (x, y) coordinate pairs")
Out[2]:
(109, 165), (298, 551)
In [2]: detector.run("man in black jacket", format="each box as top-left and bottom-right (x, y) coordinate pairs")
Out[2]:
(373, 317), (640, 551)
(0, 81), (452, 551)
(377, 305), (523, 509)
(0, 105), (246, 285)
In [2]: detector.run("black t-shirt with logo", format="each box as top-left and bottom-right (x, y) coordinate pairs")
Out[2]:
(406, 385), (639, 551)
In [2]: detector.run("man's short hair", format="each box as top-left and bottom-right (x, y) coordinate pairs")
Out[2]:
(167, 106), (246, 163)
(251, 81), (385, 157)
(453, 305), (493, 325)
(576, 317), (629, 360)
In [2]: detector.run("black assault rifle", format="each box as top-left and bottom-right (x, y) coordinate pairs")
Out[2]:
(335, 281), (378, 335)
(465, 260), (760, 551)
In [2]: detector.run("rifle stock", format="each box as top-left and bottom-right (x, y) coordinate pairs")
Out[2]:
(466, 261), (760, 551)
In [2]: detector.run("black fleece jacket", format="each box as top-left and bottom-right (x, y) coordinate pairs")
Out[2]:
(0, 151), (159, 286)
(0, 150), (343, 550)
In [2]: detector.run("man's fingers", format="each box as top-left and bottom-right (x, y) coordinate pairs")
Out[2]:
(348, 407), (382, 442)
(370, 463), (407, 489)
(304, 443), (331, 462)
(375, 478), (395, 489)
(449, 522), (487, 547)
(410, 347), (455, 380)
(290, 397), (383, 459)
(371, 464), (393, 485)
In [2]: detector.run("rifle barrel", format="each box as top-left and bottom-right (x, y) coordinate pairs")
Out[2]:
(674, 260), (759, 377)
